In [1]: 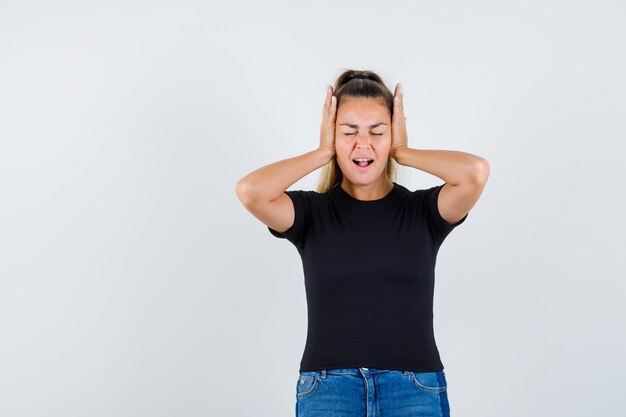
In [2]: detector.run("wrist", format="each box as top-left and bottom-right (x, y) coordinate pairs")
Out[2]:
(390, 145), (409, 162)
(316, 146), (335, 163)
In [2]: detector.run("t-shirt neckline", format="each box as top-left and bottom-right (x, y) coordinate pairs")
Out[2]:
(334, 182), (399, 204)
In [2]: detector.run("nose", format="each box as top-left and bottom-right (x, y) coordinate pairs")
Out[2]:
(356, 133), (371, 149)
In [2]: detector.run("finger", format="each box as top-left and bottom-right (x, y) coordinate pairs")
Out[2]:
(326, 86), (337, 119)
(323, 85), (332, 118)
(393, 95), (404, 116)
(394, 86), (404, 114)
(393, 83), (400, 97)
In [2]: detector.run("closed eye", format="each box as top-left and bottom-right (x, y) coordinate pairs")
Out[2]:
(344, 133), (383, 136)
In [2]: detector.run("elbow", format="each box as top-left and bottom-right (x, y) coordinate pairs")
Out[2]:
(471, 158), (490, 184)
(235, 179), (254, 206)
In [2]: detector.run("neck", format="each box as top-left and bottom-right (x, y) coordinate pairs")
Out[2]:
(340, 177), (394, 201)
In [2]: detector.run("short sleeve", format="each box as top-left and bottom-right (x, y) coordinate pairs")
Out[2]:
(267, 190), (311, 250)
(425, 183), (468, 246)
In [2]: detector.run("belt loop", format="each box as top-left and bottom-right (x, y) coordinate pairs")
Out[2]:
(320, 370), (327, 379)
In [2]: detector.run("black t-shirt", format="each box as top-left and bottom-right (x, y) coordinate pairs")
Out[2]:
(268, 181), (468, 373)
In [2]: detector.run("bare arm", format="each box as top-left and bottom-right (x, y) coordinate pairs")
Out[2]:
(235, 147), (334, 204)
(391, 147), (489, 187)
(235, 85), (337, 233)
(389, 83), (490, 225)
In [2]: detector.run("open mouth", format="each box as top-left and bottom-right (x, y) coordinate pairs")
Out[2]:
(353, 158), (374, 167)
(352, 158), (374, 171)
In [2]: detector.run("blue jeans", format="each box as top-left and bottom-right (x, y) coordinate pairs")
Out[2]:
(295, 367), (450, 417)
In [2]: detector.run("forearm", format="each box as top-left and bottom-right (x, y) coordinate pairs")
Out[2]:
(392, 147), (489, 185)
(236, 148), (334, 204)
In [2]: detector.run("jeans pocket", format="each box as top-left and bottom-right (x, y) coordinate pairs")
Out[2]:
(296, 371), (321, 400)
(409, 370), (447, 394)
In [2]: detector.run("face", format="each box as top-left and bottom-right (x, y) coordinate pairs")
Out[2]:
(335, 96), (391, 186)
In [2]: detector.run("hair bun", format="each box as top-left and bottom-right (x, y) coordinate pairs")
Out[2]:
(347, 73), (370, 81)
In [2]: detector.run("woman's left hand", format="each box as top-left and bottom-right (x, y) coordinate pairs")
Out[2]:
(390, 83), (408, 160)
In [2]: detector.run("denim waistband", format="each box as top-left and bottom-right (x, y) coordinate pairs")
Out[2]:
(311, 368), (411, 377)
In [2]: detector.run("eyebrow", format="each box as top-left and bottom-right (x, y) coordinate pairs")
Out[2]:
(339, 123), (388, 128)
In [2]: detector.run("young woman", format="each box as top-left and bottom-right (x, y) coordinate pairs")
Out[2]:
(235, 69), (489, 417)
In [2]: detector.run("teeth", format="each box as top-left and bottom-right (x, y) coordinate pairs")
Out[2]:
(354, 158), (373, 162)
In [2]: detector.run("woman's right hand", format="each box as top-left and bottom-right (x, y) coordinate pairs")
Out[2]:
(318, 85), (337, 158)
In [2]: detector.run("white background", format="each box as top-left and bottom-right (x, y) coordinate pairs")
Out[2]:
(1, 1), (624, 416)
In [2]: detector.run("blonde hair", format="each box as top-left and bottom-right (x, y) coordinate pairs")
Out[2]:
(316, 69), (400, 193)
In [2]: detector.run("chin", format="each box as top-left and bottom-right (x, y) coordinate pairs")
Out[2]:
(344, 172), (384, 185)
